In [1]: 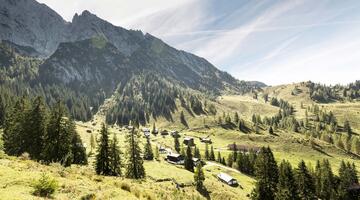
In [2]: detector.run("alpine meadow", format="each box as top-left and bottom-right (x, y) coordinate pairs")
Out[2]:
(0, 0), (359, 200)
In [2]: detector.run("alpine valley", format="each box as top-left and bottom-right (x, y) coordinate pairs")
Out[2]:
(0, 0), (359, 200)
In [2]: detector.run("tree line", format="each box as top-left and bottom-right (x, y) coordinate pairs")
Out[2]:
(3, 96), (87, 166)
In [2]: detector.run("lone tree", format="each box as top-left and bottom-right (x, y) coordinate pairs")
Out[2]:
(109, 134), (122, 176)
(125, 128), (145, 179)
(180, 111), (188, 127)
(174, 136), (180, 153)
(143, 138), (154, 160)
(184, 145), (194, 172)
(95, 123), (111, 175)
(194, 162), (205, 191)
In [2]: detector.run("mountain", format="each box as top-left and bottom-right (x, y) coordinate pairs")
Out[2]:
(0, 0), (264, 125)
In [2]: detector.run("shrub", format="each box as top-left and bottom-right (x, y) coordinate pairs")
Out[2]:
(81, 193), (96, 200)
(120, 182), (131, 192)
(32, 173), (58, 197)
(20, 152), (30, 160)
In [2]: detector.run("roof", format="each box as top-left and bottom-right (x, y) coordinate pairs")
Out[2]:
(167, 153), (182, 158)
(217, 173), (236, 183)
(184, 137), (194, 140)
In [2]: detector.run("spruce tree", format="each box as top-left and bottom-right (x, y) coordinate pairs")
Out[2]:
(174, 136), (180, 153)
(209, 145), (215, 161)
(294, 160), (316, 200)
(125, 128), (145, 179)
(204, 143), (209, 160)
(275, 160), (299, 200)
(217, 151), (222, 163)
(180, 111), (188, 127)
(184, 144), (194, 172)
(90, 133), (96, 154)
(344, 120), (352, 136)
(227, 153), (234, 167)
(194, 146), (201, 159)
(43, 101), (74, 166)
(71, 132), (88, 165)
(269, 126), (274, 135)
(109, 134), (122, 176)
(338, 161), (359, 200)
(144, 137), (154, 160)
(234, 112), (239, 124)
(24, 96), (48, 160)
(316, 159), (336, 200)
(95, 123), (111, 175)
(154, 146), (159, 161)
(194, 162), (205, 191)
(251, 147), (279, 200)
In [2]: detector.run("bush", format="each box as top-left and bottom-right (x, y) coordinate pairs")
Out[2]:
(32, 173), (58, 197)
(120, 182), (131, 192)
(81, 193), (96, 200)
(20, 152), (31, 160)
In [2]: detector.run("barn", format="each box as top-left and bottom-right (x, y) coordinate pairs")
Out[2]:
(217, 173), (238, 186)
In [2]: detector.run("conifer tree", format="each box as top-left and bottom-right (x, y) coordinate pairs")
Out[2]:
(209, 145), (215, 161)
(269, 126), (274, 135)
(24, 96), (48, 160)
(275, 160), (299, 200)
(43, 101), (74, 166)
(234, 112), (239, 124)
(344, 120), (352, 136)
(352, 137), (360, 155)
(338, 161), (359, 200)
(194, 146), (201, 159)
(180, 111), (188, 127)
(174, 136), (180, 153)
(294, 160), (316, 200)
(227, 153), (234, 167)
(125, 128), (145, 179)
(217, 151), (222, 163)
(95, 123), (111, 175)
(71, 132), (88, 165)
(154, 146), (159, 161)
(204, 143), (209, 160)
(316, 159), (336, 200)
(152, 122), (156, 134)
(184, 144), (194, 172)
(194, 162), (205, 191)
(109, 134), (122, 176)
(144, 137), (154, 160)
(251, 147), (279, 200)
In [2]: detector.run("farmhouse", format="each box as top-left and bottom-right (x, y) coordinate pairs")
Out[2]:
(200, 137), (212, 144)
(183, 137), (194, 146)
(166, 153), (184, 165)
(217, 173), (238, 186)
(159, 146), (167, 154)
(192, 158), (201, 166)
(161, 130), (169, 136)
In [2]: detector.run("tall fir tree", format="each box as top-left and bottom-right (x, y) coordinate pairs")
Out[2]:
(125, 128), (145, 179)
(194, 146), (201, 159)
(43, 101), (74, 166)
(234, 112), (239, 124)
(184, 144), (194, 172)
(143, 137), (154, 160)
(204, 143), (209, 160)
(90, 133), (96, 154)
(95, 123), (111, 175)
(194, 162), (205, 191)
(251, 147), (279, 200)
(109, 134), (122, 176)
(209, 145), (215, 161)
(174, 136), (180, 153)
(71, 132), (88, 165)
(275, 160), (299, 200)
(294, 160), (316, 200)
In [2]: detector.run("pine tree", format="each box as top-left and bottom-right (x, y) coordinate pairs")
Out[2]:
(184, 144), (194, 172)
(125, 128), (145, 179)
(269, 126), (274, 135)
(294, 160), (316, 200)
(338, 161), (359, 200)
(204, 143), (209, 160)
(275, 160), (299, 200)
(251, 147), (279, 200)
(174, 136), (180, 153)
(194, 146), (201, 159)
(109, 134), (122, 176)
(43, 101), (74, 166)
(316, 159), (336, 200)
(194, 162), (205, 191)
(227, 153), (234, 167)
(234, 112), (239, 124)
(24, 96), (48, 160)
(217, 151), (222, 163)
(180, 111), (188, 127)
(154, 145), (159, 161)
(144, 137), (154, 160)
(209, 145), (215, 161)
(344, 120), (352, 136)
(71, 132), (88, 165)
(95, 123), (111, 175)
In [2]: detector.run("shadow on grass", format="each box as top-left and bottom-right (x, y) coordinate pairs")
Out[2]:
(197, 187), (211, 200)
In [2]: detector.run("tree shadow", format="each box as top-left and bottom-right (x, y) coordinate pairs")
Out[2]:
(197, 187), (211, 200)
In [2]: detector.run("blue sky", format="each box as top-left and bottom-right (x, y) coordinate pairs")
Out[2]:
(38, 0), (360, 85)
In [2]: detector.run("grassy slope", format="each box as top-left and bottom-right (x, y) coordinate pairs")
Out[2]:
(1, 83), (359, 199)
